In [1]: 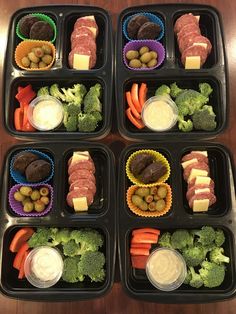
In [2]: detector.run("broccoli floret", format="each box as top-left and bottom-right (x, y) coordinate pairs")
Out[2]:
(50, 84), (66, 102)
(78, 251), (105, 282)
(176, 89), (209, 117)
(78, 113), (98, 132)
(91, 111), (103, 122)
(51, 228), (71, 246)
(170, 82), (183, 98)
(27, 228), (53, 248)
(155, 85), (170, 96)
(178, 116), (193, 132)
(158, 232), (173, 248)
(193, 226), (216, 247)
(184, 267), (192, 284)
(83, 84), (102, 113)
(65, 103), (81, 115)
(199, 261), (225, 288)
(63, 111), (78, 132)
(182, 245), (208, 267)
(215, 229), (225, 247)
(70, 228), (103, 255)
(189, 266), (203, 288)
(192, 105), (217, 131)
(209, 247), (230, 265)
(63, 239), (80, 257)
(62, 256), (84, 283)
(171, 230), (193, 251)
(61, 84), (86, 106)
(199, 83), (213, 98)
(37, 86), (49, 97)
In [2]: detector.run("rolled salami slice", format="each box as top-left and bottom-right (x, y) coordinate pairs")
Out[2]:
(189, 192), (216, 208)
(68, 169), (96, 185)
(67, 187), (94, 207)
(174, 13), (199, 34)
(177, 23), (201, 42)
(181, 44), (208, 67)
(69, 179), (96, 195)
(186, 184), (214, 201)
(183, 161), (209, 181)
(71, 26), (95, 41)
(74, 17), (98, 37)
(68, 159), (95, 175)
(182, 152), (209, 164)
(68, 45), (92, 69)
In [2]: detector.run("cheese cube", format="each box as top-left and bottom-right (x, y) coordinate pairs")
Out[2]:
(193, 43), (207, 49)
(181, 158), (198, 169)
(195, 188), (210, 194)
(195, 176), (211, 185)
(188, 169), (208, 183)
(71, 151), (90, 165)
(193, 199), (209, 212)
(191, 151), (208, 157)
(73, 197), (88, 212)
(87, 27), (97, 37)
(195, 15), (200, 21)
(83, 15), (95, 21)
(73, 54), (90, 70)
(185, 56), (201, 69)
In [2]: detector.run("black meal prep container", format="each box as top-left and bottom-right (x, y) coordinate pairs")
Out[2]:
(3, 5), (113, 140)
(118, 142), (236, 303)
(0, 141), (116, 301)
(115, 4), (228, 141)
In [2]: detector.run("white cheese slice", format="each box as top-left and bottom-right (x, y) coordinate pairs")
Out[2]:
(188, 169), (208, 183)
(83, 15), (95, 21)
(195, 176), (211, 185)
(195, 15), (200, 22)
(191, 151), (208, 157)
(73, 54), (90, 70)
(193, 43), (207, 49)
(195, 188), (210, 194)
(73, 197), (88, 212)
(71, 152), (89, 165)
(181, 158), (198, 169)
(87, 27), (97, 37)
(193, 199), (209, 212)
(185, 56), (201, 69)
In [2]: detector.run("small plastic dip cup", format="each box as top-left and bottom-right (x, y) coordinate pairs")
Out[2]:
(146, 247), (187, 291)
(28, 95), (64, 131)
(141, 95), (178, 131)
(24, 246), (64, 288)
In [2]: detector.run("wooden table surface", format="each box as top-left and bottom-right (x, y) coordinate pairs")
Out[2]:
(0, 0), (235, 313)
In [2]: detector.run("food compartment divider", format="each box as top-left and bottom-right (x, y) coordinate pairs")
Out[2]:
(118, 142), (236, 303)
(115, 4), (228, 141)
(0, 141), (116, 300)
(3, 5), (113, 140)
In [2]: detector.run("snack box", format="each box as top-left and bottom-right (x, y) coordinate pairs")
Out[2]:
(0, 142), (116, 300)
(118, 142), (236, 303)
(3, 5), (113, 140)
(115, 4), (228, 140)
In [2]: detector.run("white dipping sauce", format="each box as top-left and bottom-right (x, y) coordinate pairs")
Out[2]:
(31, 247), (63, 282)
(142, 96), (178, 131)
(32, 99), (63, 130)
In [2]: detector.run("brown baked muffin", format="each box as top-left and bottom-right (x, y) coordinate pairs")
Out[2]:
(137, 22), (161, 40)
(30, 21), (54, 41)
(25, 159), (51, 182)
(12, 152), (39, 174)
(18, 15), (40, 37)
(127, 14), (150, 39)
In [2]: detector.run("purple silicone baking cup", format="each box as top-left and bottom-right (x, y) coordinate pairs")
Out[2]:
(123, 40), (165, 71)
(9, 183), (53, 217)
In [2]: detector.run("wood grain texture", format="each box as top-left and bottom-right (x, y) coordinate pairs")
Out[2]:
(0, 0), (235, 312)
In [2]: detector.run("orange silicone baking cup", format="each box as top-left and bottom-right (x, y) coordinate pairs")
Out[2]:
(126, 183), (172, 217)
(15, 40), (56, 71)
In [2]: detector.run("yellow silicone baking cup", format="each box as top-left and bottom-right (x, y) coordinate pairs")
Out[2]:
(126, 183), (172, 217)
(15, 40), (56, 71)
(126, 149), (170, 187)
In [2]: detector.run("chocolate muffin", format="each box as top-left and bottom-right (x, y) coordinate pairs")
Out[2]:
(25, 159), (51, 182)
(18, 15), (40, 37)
(12, 152), (39, 174)
(127, 14), (150, 39)
(130, 153), (153, 176)
(141, 161), (167, 184)
(137, 22), (161, 40)
(30, 21), (54, 41)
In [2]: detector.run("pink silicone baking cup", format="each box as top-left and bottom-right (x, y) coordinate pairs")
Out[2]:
(123, 40), (165, 70)
(9, 183), (53, 217)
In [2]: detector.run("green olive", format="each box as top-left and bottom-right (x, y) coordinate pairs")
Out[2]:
(147, 58), (158, 68)
(140, 52), (152, 64)
(157, 186), (168, 199)
(39, 187), (49, 196)
(34, 47), (44, 58)
(141, 63), (148, 68)
(31, 189), (41, 201)
(126, 50), (139, 60)
(150, 187), (158, 195)
(138, 201), (148, 211)
(28, 52), (40, 63)
(155, 199), (166, 212)
(14, 191), (25, 202)
(129, 59), (142, 68)
(23, 202), (34, 213)
(38, 61), (47, 68)
(154, 195), (161, 201)
(21, 56), (30, 67)
(150, 51), (158, 59)
(41, 44), (52, 55)
(40, 196), (50, 205)
(139, 46), (149, 55)
(148, 201), (157, 211)
(132, 195), (143, 207)
(41, 54), (53, 65)
(34, 200), (46, 212)
(19, 186), (32, 197)
(30, 62), (39, 69)
(22, 197), (31, 205)
(144, 195), (154, 203)
(135, 187), (150, 197)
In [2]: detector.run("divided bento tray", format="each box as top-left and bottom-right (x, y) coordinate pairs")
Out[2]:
(3, 5), (113, 140)
(115, 4), (228, 141)
(118, 142), (236, 303)
(0, 141), (116, 301)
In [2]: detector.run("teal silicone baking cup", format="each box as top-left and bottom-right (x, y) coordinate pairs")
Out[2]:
(16, 13), (57, 43)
